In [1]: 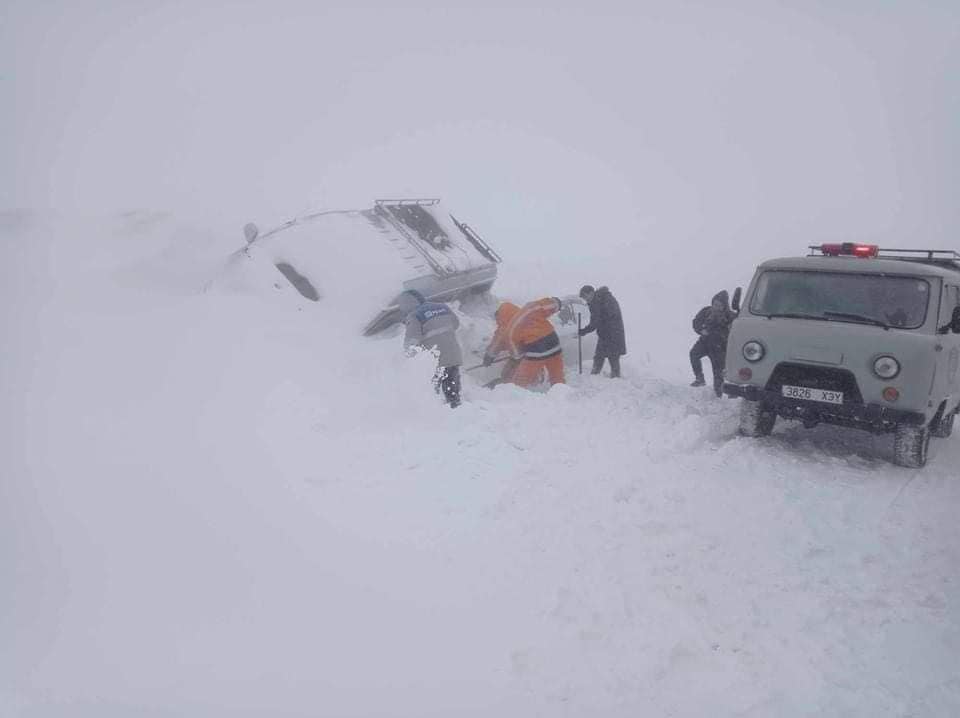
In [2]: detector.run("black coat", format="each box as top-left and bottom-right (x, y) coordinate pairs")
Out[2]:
(692, 290), (736, 350)
(580, 286), (626, 356)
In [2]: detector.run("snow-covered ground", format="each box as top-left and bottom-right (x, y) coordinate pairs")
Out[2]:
(2, 212), (958, 717)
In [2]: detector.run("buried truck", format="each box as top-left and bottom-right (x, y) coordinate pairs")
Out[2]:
(723, 243), (960, 468)
(219, 198), (502, 332)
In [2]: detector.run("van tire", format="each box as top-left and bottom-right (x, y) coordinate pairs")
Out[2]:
(893, 424), (930, 468)
(931, 410), (955, 439)
(738, 399), (776, 437)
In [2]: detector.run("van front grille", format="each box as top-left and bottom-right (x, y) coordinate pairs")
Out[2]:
(765, 362), (863, 404)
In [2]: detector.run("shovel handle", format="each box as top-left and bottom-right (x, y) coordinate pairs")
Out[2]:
(464, 356), (510, 372)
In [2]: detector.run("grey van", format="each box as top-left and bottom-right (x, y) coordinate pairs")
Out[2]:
(723, 244), (960, 467)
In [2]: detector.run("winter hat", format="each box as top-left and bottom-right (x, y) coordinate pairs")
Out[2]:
(712, 290), (729, 307)
(579, 285), (596, 299)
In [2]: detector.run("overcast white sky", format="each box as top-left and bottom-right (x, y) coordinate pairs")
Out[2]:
(2, 1), (958, 261)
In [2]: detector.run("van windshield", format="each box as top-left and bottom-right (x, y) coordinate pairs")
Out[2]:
(750, 270), (931, 329)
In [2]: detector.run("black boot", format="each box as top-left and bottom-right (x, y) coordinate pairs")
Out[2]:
(690, 376), (705, 387)
(440, 366), (462, 407)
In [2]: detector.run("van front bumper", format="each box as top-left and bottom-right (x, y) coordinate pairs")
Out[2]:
(723, 382), (926, 430)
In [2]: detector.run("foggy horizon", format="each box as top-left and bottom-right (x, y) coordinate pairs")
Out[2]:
(3, 1), (958, 260)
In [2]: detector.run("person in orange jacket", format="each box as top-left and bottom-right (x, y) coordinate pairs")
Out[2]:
(482, 297), (566, 387)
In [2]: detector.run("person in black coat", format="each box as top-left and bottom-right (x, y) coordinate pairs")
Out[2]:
(690, 290), (737, 396)
(578, 285), (626, 378)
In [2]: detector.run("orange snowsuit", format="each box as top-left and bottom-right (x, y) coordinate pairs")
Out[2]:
(486, 298), (565, 387)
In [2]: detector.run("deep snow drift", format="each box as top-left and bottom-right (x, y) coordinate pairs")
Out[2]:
(2, 211), (959, 717)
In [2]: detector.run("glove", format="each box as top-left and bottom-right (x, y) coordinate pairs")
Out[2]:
(578, 328), (587, 337)
(482, 353), (495, 367)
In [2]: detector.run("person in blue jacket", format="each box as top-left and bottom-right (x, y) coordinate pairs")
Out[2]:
(397, 289), (463, 407)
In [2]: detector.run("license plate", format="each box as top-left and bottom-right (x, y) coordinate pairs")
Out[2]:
(781, 384), (843, 404)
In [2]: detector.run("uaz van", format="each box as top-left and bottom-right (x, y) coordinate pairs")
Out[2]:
(723, 244), (960, 467)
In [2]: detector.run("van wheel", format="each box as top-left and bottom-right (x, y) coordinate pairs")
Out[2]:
(931, 410), (955, 439)
(738, 399), (776, 437)
(893, 424), (931, 468)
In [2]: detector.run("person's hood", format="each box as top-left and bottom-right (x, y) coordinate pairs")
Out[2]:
(396, 289), (425, 316)
(495, 302), (520, 327)
(712, 290), (729, 309)
(596, 286), (611, 299)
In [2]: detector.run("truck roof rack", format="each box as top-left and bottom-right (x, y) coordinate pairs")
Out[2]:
(450, 214), (503, 264)
(374, 198), (440, 207)
(808, 244), (960, 272)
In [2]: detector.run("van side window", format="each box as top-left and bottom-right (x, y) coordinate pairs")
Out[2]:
(940, 285), (960, 329)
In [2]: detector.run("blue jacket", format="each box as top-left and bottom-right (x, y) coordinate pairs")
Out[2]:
(398, 294), (463, 367)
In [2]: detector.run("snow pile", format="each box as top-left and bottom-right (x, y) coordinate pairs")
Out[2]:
(2, 212), (959, 717)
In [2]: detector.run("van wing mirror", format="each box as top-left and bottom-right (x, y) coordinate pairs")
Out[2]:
(731, 286), (742, 313)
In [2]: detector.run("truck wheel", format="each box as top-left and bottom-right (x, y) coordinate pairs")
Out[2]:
(893, 424), (931, 468)
(931, 410), (955, 439)
(738, 399), (776, 437)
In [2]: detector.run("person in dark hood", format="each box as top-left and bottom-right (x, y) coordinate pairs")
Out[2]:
(397, 289), (463, 407)
(690, 290), (737, 396)
(578, 285), (626, 378)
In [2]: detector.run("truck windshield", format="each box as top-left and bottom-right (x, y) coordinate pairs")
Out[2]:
(750, 270), (931, 329)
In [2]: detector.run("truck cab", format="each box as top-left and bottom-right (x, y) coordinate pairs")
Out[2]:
(723, 243), (960, 467)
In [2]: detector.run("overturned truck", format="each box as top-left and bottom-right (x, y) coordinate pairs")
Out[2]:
(224, 199), (502, 334)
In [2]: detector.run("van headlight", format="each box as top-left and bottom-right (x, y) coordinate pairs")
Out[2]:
(873, 355), (900, 380)
(742, 340), (765, 362)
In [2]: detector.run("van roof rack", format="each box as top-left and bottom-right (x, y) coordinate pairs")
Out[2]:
(808, 244), (960, 271)
(875, 247), (960, 261)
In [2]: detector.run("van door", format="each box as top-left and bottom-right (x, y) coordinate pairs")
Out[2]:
(943, 284), (960, 401)
(927, 282), (955, 415)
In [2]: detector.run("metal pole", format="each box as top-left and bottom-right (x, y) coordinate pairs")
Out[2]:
(577, 312), (583, 375)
